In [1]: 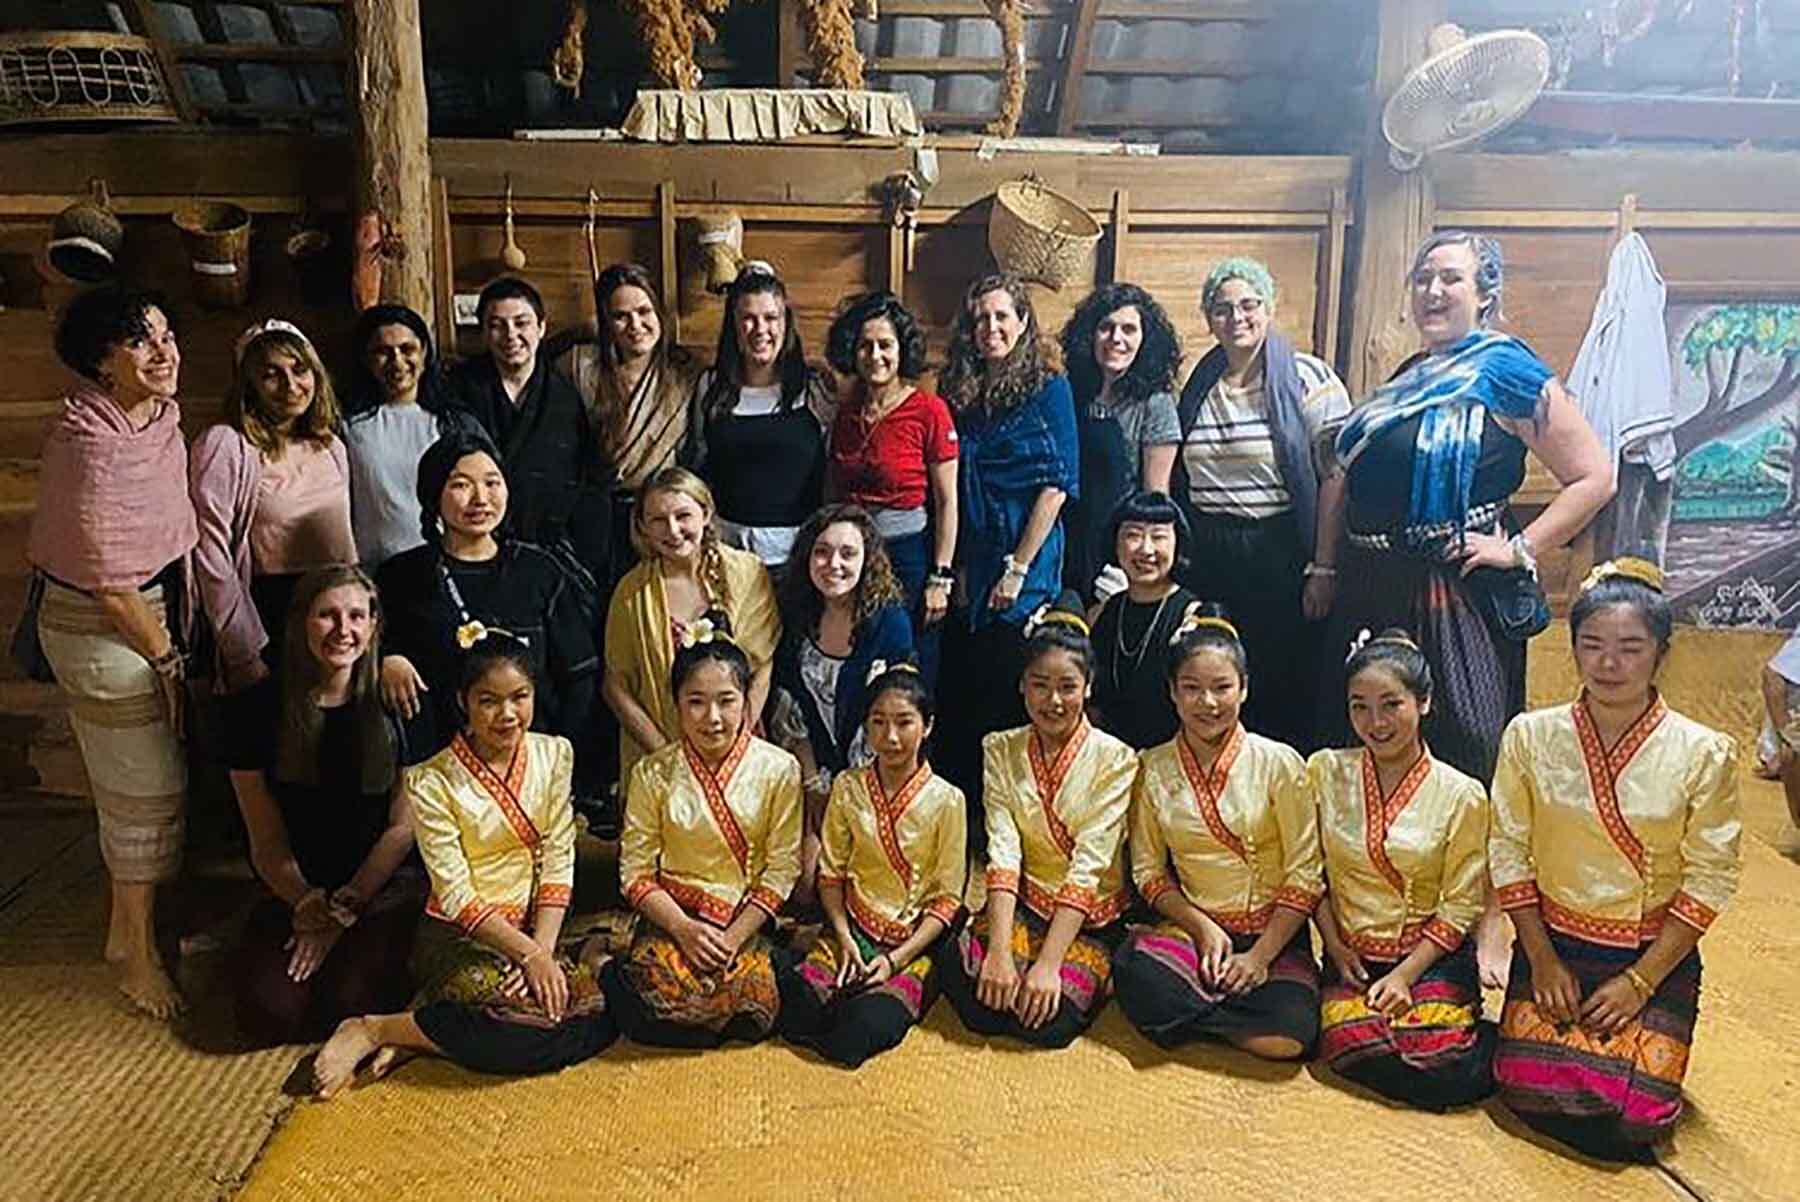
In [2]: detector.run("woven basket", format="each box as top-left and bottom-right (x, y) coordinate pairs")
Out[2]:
(172, 201), (253, 308)
(0, 32), (179, 127)
(987, 178), (1102, 291)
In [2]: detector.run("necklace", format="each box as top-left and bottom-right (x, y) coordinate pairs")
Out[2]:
(1111, 590), (1172, 687)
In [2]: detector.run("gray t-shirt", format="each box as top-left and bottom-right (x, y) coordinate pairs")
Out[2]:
(341, 403), (441, 569)
(1091, 389), (1182, 472)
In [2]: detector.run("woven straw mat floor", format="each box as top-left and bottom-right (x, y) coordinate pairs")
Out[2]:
(7, 623), (1795, 1201)
(0, 812), (299, 1201)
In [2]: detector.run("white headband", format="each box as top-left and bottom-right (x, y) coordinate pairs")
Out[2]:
(234, 318), (312, 365)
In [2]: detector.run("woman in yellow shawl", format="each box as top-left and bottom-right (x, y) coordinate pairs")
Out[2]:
(603, 467), (780, 784)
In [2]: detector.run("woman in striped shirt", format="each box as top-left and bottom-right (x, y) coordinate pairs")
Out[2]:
(1174, 257), (1350, 752)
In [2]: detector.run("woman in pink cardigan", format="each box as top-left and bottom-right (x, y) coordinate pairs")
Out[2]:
(189, 320), (355, 692)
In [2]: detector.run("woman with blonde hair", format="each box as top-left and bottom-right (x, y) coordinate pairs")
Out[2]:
(603, 467), (781, 784)
(190, 319), (354, 692)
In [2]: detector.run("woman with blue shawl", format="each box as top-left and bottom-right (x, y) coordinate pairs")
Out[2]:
(934, 273), (1080, 839)
(1315, 232), (1613, 987)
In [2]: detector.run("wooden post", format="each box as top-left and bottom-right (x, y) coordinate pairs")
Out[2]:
(345, 0), (434, 330)
(1055, 0), (1102, 137)
(1319, 184), (1349, 365)
(658, 181), (681, 344)
(1108, 188), (1131, 283)
(431, 176), (455, 355)
(1344, 0), (1443, 397)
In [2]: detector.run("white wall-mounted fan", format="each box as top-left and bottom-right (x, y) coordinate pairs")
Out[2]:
(1382, 23), (1552, 171)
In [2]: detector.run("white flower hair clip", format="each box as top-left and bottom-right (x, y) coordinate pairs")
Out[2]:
(679, 616), (720, 650)
(1020, 604), (1051, 639)
(865, 659), (922, 687)
(1344, 628), (1373, 664)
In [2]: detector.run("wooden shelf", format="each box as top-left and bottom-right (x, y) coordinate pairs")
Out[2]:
(878, 0), (1066, 14)
(1096, 1), (1274, 19)
(875, 56), (1051, 73)
(919, 110), (1002, 126)
(1083, 58), (1259, 76)
(1074, 113), (1235, 128)
(175, 43), (343, 64)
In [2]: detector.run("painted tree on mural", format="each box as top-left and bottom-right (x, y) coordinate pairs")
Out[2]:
(1676, 305), (1800, 473)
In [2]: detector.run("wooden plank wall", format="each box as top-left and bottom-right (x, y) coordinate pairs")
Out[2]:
(432, 140), (1354, 385)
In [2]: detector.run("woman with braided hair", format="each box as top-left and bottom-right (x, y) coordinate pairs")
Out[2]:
(603, 467), (780, 785)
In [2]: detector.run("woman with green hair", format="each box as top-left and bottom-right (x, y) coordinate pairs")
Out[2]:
(1173, 257), (1351, 752)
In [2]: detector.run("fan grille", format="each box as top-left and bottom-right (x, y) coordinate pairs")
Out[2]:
(1384, 30), (1550, 157)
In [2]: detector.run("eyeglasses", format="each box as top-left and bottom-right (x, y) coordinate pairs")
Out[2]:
(1206, 297), (1265, 322)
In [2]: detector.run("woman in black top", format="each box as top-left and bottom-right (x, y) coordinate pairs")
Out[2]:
(376, 427), (600, 770)
(682, 262), (833, 574)
(226, 566), (424, 1046)
(1087, 491), (1200, 750)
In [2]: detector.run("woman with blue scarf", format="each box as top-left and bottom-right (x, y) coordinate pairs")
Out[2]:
(934, 273), (1079, 834)
(1316, 232), (1613, 986)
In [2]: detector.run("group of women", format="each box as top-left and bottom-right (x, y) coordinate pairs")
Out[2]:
(26, 226), (1736, 1165)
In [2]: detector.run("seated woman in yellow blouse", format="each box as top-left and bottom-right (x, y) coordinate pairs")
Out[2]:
(605, 624), (803, 1047)
(778, 662), (967, 1066)
(1491, 560), (1741, 1162)
(940, 593), (1138, 1049)
(312, 636), (613, 1097)
(604, 467), (781, 786)
(1311, 630), (1493, 1110)
(1112, 609), (1322, 1059)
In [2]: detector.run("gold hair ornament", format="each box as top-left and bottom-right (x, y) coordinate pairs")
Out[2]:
(1579, 556), (1664, 596)
(1023, 604), (1090, 639)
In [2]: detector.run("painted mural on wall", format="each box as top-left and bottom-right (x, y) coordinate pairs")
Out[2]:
(1654, 301), (1800, 629)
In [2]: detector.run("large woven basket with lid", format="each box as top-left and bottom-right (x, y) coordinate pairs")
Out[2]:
(987, 178), (1102, 291)
(0, 32), (179, 127)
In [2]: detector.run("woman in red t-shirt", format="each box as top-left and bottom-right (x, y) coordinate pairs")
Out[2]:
(824, 292), (959, 681)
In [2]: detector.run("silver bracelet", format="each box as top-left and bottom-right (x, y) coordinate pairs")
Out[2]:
(1509, 532), (1538, 575)
(1303, 562), (1338, 579)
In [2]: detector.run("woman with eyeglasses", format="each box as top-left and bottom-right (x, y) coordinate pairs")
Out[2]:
(1173, 258), (1351, 753)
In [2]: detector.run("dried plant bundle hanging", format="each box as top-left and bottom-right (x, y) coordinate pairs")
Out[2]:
(985, 0), (1026, 137)
(801, 0), (866, 88)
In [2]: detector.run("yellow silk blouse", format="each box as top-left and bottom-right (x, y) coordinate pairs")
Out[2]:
(1309, 747), (1488, 960)
(621, 730), (803, 926)
(818, 764), (968, 947)
(1491, 696), (1741, 949)
(1131, 727), (1322, 935)
(983, 722), (1137, 928)
(408, 732), (576, 933)
(605, 543), (781, 782)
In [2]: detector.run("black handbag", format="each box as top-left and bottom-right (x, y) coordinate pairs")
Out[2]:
(1465, 564), (1551, 643)
(9, 572), (56, 683)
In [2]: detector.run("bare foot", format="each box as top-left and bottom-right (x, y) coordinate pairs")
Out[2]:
(1477, 909), (1513, 992)
(367, 1046), (416, 1082)
(119, 956), (186, 1019)
(314, 1018), (379, 1100)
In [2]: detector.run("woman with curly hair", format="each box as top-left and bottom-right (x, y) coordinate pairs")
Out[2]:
(772, 504), (915, 901)
(934, 273), (1079, 819)
(1175, 257), (1352, 751)
(824, 292), (958, 679)
(1059, 283), (1182, 608)
(682, 263), (833, 571)
(190, 320), (354, 693)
